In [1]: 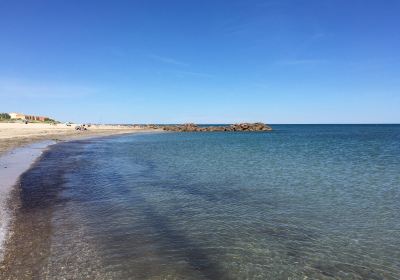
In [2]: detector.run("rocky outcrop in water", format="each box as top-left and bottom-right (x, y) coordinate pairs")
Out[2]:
(159, 123), (272, 132)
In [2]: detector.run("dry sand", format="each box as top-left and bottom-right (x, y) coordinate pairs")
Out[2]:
(0, 122), (159, 155)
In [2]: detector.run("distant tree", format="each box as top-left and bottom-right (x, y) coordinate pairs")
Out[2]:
(0, 113), (11, 120)
(44, 117), (58, 123)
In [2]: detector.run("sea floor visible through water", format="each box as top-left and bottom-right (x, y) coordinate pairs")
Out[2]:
(0, 141), (55, 263)
(1, 125), (400, 279)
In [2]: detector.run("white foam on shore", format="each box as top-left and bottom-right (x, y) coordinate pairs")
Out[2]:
(0, 141), (55, 261)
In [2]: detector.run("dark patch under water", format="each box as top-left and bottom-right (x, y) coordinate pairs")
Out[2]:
(2, 125), (400, 279)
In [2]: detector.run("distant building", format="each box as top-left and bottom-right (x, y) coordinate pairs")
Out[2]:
(9, 112), (26, 119)
(9, 112), (48, 122)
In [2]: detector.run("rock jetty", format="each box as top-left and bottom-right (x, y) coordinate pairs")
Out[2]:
(156, 123), (272, 132)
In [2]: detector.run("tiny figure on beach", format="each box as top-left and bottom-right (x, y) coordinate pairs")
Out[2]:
(75, 125), (87, 131)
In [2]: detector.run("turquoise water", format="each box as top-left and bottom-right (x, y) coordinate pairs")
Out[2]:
(13, 125), (400, 279)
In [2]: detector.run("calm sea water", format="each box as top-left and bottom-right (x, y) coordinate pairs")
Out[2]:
(9, 125), (400, 279)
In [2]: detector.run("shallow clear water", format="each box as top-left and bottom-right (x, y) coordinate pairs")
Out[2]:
(0, 141), (54, 262)
(9, 125), (400, 279)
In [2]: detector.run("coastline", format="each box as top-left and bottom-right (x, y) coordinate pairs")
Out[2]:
(0, 125), (399, 278)
(0, 141), (56, 263)
(0, 126), (161, 266)
(0, 122), (161, 156)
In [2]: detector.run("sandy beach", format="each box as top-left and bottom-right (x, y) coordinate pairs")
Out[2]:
(0, 122), (158, 155)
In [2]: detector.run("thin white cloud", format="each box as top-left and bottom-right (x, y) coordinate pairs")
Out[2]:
(148, 54), (188, 66)
(0, 78), (98, 99)
(252, 83), (269, 89)
(277, 59), (328, 65)
(172, 70), (214, 78)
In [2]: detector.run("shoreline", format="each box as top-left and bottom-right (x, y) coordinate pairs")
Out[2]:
(0, 125), (399, 278)
(0, 122), (162, 156)
(0, 141), (56, 263)
(0, 128), (161, 265)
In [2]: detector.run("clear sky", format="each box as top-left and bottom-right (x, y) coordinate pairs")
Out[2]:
(0, 0), (399, 124)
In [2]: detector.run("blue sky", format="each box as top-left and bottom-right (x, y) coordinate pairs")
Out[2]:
(0, 0), (399, 123)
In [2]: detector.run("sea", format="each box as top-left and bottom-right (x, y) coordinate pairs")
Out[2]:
(1, 125), (400, 279)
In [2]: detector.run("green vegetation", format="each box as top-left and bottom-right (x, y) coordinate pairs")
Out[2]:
(0, 113), (11, 120)
(44, 117), (59, 123)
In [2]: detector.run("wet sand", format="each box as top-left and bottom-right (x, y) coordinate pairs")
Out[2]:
(0, 142), (105, 279)
(0, 123), (161, 278)
(0, 142), (55, 264)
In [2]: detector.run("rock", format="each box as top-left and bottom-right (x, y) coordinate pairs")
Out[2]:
(160, 122), (272, 132)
